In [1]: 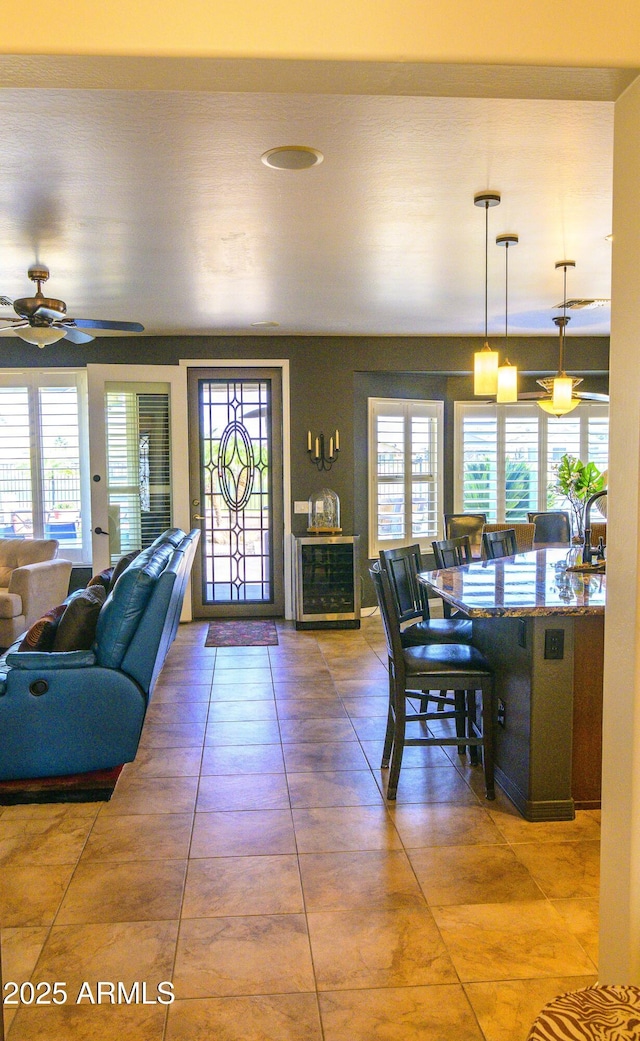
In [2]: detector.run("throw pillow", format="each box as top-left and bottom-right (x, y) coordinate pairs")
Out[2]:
(108, 550), (141, 592)
(18, 603), (67, 652)
(53, 584), (107, 652)
(87, 567), (114, 594)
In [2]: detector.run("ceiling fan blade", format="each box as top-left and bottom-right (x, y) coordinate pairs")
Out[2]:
(518, 390), (609, 403)
(0, 318), (26, 330)
(32, 305), (67, 322)
(575, 391), (609, 402)
(71, 318), (145, 332)
(60, 325), (95, 344)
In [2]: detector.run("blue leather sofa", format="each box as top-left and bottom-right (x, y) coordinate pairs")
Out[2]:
(0, 528), (199, 780)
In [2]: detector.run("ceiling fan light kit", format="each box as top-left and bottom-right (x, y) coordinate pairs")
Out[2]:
(17, 326), (67, 348)
(535, 261), (583, 418)
(0, 264), (144, 347)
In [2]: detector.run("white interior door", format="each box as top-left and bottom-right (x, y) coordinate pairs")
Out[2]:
(86, 364), (189, 575)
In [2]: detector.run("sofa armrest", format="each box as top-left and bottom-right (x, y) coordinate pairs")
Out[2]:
(7, 558), (73, 628)
(5, 649), (97, 669)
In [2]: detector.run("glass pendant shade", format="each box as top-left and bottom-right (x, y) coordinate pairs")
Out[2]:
(536, 265), (583, 418)
(474, 344), (499, 395)
(536, 376), (581, 417)
(16, 326), (66, 347)
(496, 360), (518, 403)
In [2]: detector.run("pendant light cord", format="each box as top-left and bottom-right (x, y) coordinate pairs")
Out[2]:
(504, 240), (509, 341)
(484, 201), (489, 341)
(558, 263), (567, 373)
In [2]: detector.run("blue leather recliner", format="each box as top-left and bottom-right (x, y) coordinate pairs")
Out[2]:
(0, 528), (199, 780)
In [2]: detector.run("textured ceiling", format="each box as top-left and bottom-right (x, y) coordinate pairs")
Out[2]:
(0, 82), (614, 338)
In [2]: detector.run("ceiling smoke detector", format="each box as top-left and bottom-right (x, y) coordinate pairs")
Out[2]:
(261, 146), (323, 170)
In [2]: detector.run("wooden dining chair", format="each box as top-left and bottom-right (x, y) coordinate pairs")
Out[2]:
(370, 562), (495, 801)
(482, 527), (518, 559)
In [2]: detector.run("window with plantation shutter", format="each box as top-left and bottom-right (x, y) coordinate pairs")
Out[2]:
(456, 401), (609, 524)
(368, 398), (443, 556)
(105, 384), (171, 563)
(0, 370), (90, 562)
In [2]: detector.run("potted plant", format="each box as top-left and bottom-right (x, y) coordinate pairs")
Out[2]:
(554, 454), (606, 540)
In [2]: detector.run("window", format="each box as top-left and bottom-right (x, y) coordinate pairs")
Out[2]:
(368, 397), (443, 556)
(0, 370), (90, 562)
(455, 401), (609, 522)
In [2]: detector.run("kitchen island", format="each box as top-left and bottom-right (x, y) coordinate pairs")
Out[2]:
(419, 548), (605, 821)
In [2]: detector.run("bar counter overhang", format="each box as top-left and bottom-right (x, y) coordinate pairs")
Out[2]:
(419, 548), (605, 822)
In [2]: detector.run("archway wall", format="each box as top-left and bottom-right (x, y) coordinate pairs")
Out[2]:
(599, 71), (640, 984)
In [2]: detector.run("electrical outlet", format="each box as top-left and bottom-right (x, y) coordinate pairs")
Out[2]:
(544, 629), (564, 660)
(293, 501), (308, 514)
(497, 699), (506, 727)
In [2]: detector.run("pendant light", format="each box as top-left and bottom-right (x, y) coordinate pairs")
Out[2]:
(496, 233), (519, 403)
(473, 191), (501, 395)
(536, 260), (583, 417)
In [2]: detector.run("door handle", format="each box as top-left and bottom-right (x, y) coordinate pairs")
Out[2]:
(94, 526), (110, 535)
(192, 515), (205, 521)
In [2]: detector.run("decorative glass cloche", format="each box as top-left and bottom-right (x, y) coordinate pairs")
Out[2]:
(307, 488), (341, 533)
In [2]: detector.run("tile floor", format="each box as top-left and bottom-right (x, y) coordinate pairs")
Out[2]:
(0, 616), (599, 1040)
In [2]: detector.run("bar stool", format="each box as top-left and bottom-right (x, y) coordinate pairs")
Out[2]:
(378, 545), (472, 646)
(527, 510), (571, 544)
(432, 535), (473, 569)
(444, 513), (486, 558)
(481, 523), (536, 555)
(482, 527), (518, 559)
(370, 563), (495, 801)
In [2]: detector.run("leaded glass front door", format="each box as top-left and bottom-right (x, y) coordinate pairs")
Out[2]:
(188, 368), (284, 617)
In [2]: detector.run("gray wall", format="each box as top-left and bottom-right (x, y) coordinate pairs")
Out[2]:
(1, 332), (609, 607)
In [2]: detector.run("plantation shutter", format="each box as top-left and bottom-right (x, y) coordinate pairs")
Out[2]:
(368, 398), (443, 555)
(0, 371), (88, 562)
(105, 384), (171, 563)
(456, 401), (609, 522)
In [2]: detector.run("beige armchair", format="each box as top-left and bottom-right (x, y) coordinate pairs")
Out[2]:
(0, 539), (72, 648)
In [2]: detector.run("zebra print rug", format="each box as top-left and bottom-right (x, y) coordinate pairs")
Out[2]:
(528, 985), (640, 1040)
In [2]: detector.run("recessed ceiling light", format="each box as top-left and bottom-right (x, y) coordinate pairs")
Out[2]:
(261, 146), (323, 171)
(250, 321), (280, 328)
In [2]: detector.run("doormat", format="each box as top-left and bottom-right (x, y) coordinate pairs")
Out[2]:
(0, 765), (124, 805)
(205, 619), (279, 647)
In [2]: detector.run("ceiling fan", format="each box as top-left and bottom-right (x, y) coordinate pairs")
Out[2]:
(0, 264), (144, 347)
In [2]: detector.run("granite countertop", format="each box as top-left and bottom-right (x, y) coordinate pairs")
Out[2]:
(418, 547), (606, 617)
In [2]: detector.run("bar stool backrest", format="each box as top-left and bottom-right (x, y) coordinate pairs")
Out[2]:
(444, 513), (486, 556)
(482, 527), (518, 559)
(379, 544), (429, 625)
(370, 561), (406, 671)
(431, 535), (473, 569)
(527, 510), (571, 544)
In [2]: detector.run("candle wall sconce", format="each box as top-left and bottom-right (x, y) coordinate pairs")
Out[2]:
(307, 429), (340, 471)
